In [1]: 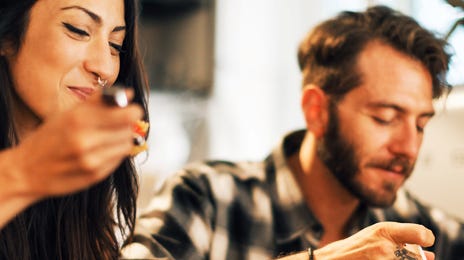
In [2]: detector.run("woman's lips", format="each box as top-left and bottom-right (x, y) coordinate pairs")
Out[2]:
(68, 86), (95, 101)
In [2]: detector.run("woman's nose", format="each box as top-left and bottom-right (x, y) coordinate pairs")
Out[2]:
(83, 39), (115, 84)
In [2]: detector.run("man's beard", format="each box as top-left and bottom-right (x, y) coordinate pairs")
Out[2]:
(317, 102), (414, 207)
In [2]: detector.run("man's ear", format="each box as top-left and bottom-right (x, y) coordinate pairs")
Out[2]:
(301, 84), (328, 138)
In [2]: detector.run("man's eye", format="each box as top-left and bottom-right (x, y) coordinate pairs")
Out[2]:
(62, 22), (89, 37)
(373, 117), (392, 125)
(416, 123), (427, 133)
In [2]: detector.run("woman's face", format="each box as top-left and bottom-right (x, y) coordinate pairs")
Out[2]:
(6, 0), (125, 124)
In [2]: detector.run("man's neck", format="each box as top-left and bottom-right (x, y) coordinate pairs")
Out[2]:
(288, 134), (360, 247)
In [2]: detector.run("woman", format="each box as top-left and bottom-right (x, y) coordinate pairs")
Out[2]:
(0, 0), (149, 259)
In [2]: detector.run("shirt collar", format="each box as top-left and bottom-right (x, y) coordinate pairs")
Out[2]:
(267, 130), (321, 243)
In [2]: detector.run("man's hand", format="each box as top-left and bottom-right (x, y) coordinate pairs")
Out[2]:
(278, 222), (434, 260)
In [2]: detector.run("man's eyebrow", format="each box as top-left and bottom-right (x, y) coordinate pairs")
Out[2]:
(367, 102), (435, 118)
(368, 103), (405, 112)
(60, 6), (126, 32)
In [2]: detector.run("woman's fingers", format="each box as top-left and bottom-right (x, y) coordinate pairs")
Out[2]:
(11, 94), (144, 198)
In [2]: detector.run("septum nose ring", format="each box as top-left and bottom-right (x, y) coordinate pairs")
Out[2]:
(97, 76), (108, 88)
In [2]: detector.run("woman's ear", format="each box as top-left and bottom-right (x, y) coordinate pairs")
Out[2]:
(301, 85), (328, 138)
(0, 39), (15, 57)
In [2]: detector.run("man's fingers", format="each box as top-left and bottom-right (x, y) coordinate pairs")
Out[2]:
(424, 250), (435, 260)
(382, 222), (435, 247)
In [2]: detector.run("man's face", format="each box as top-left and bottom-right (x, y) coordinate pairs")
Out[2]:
(318, 41), (435, 207)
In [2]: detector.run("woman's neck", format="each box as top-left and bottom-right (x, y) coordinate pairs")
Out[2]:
(11, 93), (41, 141)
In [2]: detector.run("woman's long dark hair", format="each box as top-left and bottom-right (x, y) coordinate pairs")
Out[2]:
(0, 0), (149, 259)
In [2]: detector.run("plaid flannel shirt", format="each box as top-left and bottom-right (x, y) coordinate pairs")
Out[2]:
(122, 130), (464, 260)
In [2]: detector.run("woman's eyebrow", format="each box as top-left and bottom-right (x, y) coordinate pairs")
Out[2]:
(60, 5), (126, 32)
(113, 26), (126, 33)
(61, 5), (101, 24)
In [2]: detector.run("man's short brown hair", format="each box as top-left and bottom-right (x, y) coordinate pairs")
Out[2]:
(297, 5), (451, 100)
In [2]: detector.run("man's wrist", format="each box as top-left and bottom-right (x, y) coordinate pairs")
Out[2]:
(308, 247), (315, 260)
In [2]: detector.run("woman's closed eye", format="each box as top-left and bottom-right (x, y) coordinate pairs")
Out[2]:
(63, 22), (124, 56)
(62, 22), (89, 38)
(109, 42), (124, 56)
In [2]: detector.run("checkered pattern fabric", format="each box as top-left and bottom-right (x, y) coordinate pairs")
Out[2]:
(122, 130), (464, 260)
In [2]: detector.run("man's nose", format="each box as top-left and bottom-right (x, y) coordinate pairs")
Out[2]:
(388, 121), (421, 160)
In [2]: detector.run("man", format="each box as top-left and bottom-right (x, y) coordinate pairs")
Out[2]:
(123, 5), (464, 260)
